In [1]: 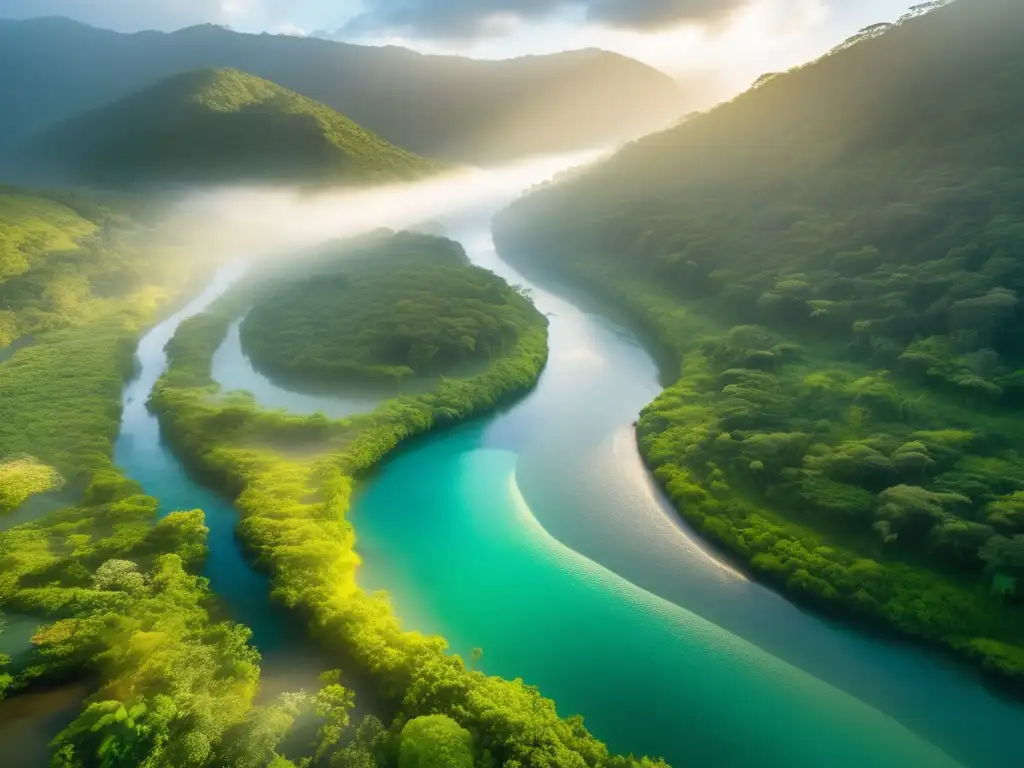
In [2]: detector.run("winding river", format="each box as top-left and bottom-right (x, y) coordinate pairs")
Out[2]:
(101, 174), (1024, 766)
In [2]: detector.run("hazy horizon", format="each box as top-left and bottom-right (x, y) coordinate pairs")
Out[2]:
(1, 0), (927, 98)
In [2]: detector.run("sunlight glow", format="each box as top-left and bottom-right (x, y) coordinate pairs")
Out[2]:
(163, 150), (606, 263)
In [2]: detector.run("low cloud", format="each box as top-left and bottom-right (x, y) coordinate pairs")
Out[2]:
(345, 0), (751, 38)
(587, 0), (747, 31)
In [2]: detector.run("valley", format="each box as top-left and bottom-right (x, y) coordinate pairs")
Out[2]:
(2, 2), (1023, 766)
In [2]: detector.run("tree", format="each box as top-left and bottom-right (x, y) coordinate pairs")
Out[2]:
(214, 692), (307, 768)
(875, 485), (970, 543)
(314, 671), (356, 760)
(980, 535), (1024, 581)
(398, 715), (473, 768)
(986, 492), (1024, 534)
(891, 441), (935, 478)
(928, 519), (993, 567)
(93, 559), (147, 593)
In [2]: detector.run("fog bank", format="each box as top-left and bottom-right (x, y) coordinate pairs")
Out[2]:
(160, 151), (603, 263)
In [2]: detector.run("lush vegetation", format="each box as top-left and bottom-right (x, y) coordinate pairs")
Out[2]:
(0, 17), (680, 165)
(0, 476), (267, 766)
(0, 184), (660, 766)
(26, 68), (436, 186)
(242, 232), (541, 386)
(0, 188), (358, 768)
(146, 253), (667, 767)
(0, 187), (274, 766)
(0, 191), (96, 285)
(495, 0), (1024, 690)
(0, 458), (62, 515)
(0, 187), (188, 485)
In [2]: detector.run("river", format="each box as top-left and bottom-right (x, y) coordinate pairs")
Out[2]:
(70, 169), (1024, 766)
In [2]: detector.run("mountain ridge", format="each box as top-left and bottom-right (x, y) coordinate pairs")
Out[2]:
(26, 67), (436, 187)
(0, 17), (683, 163)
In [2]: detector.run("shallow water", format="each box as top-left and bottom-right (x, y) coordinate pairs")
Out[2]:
(75, 188), (1024, 767)
(0, 612), (40, 662)
(211, 317), (385, 419)
(212, 220), (1024, 767)
(0, 683), (88, 766)
(0, 486), (79, 533)
(113, 264), (306, 659)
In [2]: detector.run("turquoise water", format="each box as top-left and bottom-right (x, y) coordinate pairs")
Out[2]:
(114, 265), (379, 680)
(211, 317), (384, 419)
(357, 438), (958, 767)
(114, 265), (305, 660)
(347, 224), (1024, 768)
(109, 215), (1024, 767)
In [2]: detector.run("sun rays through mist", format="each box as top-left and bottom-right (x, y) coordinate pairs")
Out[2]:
(160, 151), (604, 263)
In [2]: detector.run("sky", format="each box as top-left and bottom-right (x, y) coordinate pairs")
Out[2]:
(0, 0), (921, 90)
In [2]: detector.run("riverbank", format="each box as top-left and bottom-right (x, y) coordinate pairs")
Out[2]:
(490, 225), (1024, 697)
(0, 187), (275, 764)
(162, 221), (1024, 767)
(146, 264), (680, 767)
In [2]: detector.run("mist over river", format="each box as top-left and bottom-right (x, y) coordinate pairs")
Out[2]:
(68, 155), (1024, 767)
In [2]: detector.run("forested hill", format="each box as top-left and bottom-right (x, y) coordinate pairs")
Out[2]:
(498, 0), (1024, 390)
(0, 17), (682, 163)
(496, 0), (1024, 689)
(24, 68), (435, 187)
(241, 231), (543, 386)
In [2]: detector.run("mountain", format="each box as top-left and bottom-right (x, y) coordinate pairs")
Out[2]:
(0, 17), (683, 163)
(24, 68), (435, 186)
(496, 0), (1024, 687)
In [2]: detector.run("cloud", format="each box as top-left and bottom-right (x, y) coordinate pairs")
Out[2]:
(277, 22), (308, 36)
(586, 0), (747, 31)
(344, 0), (752, 39)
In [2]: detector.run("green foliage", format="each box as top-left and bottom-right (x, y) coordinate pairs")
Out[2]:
(46, 552), (261, 768)
(0, 186), (268, 765)
(0, 457), (62, 514)
(31, 68), (437, 186)
(398, 715), (473, 768)
(0, 189), (192, 482)
(214, 691), (308, 768)
(148, 265), (664, 768)
(242, 233), (542, 386)
(314, 670), (356, 760)
(0, 322), (137, 483)
(0, 186), (183, 347)
(0, 464), (261, 766)
(495, 0), (1024, 691)
(0, 193), (95, 284)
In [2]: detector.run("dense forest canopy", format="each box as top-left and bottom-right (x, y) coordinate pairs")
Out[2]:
(495, 0), (1024, 687)
(0, 186), (178, 346)
(23, 68), (435, 187)
(0, 17), (682, 164)
(242, 232), (541, 385)
(0, 188), (259, 768)
(0, 186), (191, 487)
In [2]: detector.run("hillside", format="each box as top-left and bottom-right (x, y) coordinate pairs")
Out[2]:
(0, 190), (96, 285)
(0, 17), (683, 164)
(495, 0), (1024, 688)
(25, 68), (435, 186)
(0, 185), (194, 479)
